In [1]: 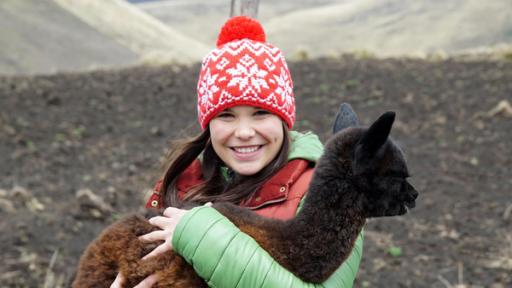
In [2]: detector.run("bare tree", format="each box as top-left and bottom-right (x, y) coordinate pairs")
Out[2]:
(230, 0), (260, 18)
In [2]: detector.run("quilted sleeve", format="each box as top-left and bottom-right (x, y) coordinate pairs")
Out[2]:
(172, 206), (363, 288)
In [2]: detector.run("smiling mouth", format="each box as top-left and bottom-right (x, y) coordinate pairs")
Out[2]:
(231, 145), (263, 154)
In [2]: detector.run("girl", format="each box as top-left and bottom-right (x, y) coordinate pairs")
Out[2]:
(112, 16), (363, 288)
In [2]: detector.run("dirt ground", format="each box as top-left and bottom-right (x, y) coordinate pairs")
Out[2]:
(1, 55), (511, 287)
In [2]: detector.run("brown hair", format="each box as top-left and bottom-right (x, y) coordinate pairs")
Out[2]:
(160, 123), (290, 207)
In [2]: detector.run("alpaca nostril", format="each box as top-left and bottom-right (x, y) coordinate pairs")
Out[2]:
(407, 187), (418, 199)
(404, 191), (417, 209)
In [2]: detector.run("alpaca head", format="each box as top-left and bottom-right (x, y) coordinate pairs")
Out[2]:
(325, 104), (418, 218)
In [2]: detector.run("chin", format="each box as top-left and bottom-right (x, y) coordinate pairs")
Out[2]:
(234, 168), (260, 176)
(231, 164), (263, 176)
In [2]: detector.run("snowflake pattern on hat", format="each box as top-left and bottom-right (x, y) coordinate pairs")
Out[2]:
(197, 19), (295, 129)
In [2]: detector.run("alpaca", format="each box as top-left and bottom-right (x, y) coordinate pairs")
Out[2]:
(73, 104), (418, 287)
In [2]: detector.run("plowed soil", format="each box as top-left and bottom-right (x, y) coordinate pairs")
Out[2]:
(1, 55), (511, 287)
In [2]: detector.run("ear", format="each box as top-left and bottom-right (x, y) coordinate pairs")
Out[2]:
(358, 112), (395, 155)
(332, 103), (360, 134)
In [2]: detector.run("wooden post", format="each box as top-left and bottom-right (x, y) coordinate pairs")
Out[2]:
(230, 0), (260, 18)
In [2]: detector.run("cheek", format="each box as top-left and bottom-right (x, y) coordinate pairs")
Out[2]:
(273, 128), (284, 149)
(260, 118), (284, 145)
(274, 131), (284, 147)
(209, 121), (231, 145)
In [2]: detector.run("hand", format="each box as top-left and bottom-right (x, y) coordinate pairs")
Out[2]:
(110, 273), (158, 288)
(139, 207), (189, 260)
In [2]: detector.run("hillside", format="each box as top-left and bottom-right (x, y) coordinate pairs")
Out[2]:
(0, 0), (138, 75)
(0, 0), (208, 75)
(3, 0), (511, 75)
(140, 0), (512, 57)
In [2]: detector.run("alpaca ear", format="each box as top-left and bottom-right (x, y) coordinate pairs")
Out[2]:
(332, 103), (360, 134)
(358, 111), (395, 155)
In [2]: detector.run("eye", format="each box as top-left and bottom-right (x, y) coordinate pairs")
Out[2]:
(216, 112), (234, 119)
(254, 109), (271, 116)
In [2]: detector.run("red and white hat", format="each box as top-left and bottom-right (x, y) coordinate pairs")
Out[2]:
(197, 16), (295, 129)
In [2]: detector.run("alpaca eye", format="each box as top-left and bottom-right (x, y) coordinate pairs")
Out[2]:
(388, 177), (405, 189)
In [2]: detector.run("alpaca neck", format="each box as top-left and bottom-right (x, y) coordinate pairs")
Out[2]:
(292, 169), (365, 237)
(280, 161), (366, 281)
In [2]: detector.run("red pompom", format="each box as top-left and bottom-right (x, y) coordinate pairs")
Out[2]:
(216, 16), (266, 47)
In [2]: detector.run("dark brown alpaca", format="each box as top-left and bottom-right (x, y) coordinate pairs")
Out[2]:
(73, 105), (418, 287)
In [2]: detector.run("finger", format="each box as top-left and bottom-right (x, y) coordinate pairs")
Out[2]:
(148, 216), (175, 228)
(133, 274), (158, 288)
(163, 207), (182, 217)
(204, 202), (213, 207)
(139, 230), (168, 242)
(142, 241), (172, 260)
(110, 273), (124, 288)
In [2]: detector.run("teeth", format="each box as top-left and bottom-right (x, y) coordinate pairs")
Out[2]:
(233, 146), (259, 153)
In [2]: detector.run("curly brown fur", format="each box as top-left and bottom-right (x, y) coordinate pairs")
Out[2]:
(73, 110), (418, 286)
(73, 213), (206, 288)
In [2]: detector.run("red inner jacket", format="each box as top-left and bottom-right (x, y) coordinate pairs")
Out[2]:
(145, 159), (313, 220)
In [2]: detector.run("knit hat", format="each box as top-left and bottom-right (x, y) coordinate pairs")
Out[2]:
(197, 16), (295, 129)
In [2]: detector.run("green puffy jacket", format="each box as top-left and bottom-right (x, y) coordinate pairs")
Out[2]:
(172, 131), (364, 287)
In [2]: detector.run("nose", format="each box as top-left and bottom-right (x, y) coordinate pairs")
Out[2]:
(234, 119), (255, 140)
(407, 183), (419, 200)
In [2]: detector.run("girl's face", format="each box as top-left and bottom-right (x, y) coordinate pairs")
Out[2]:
(209, 105), (284, 176)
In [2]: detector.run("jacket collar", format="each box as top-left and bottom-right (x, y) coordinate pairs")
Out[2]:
(173, 158), (311, 209)
(240, 159), (310, 209)
(147, 131), (322, 209)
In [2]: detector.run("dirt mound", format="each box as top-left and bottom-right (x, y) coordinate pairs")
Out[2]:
(1, 56), (511, 287)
